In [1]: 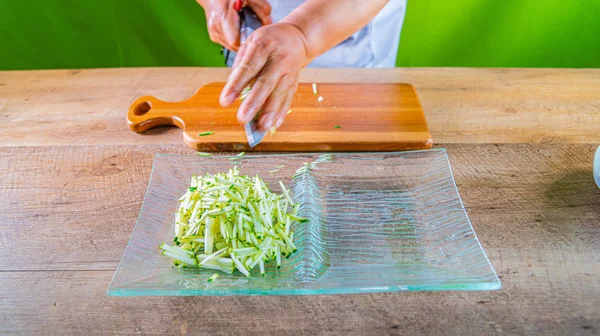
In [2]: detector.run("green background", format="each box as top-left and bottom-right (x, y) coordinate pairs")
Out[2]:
(1, 0), (598, 70)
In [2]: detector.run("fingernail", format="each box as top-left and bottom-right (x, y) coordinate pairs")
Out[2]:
(262, 114), (275, 130)
(221, 92), (237, 105)
(238, 108), (253, 124)
(275, 114), (285, 129)
(219, 90), (228, 101)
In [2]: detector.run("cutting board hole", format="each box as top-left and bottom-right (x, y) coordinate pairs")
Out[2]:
(134, 101), (152, 116)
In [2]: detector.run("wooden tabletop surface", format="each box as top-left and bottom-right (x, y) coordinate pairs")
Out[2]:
(1, 68), (599, 335)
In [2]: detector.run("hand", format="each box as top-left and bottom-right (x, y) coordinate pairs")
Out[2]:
(197, 0), (272, 52)
(219, 23), (310, 131)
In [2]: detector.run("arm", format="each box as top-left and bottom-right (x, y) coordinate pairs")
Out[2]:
(281, 0), (389, 63)
(220, 0), (389, 131)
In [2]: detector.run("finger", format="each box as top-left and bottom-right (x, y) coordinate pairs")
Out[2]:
(236, 63), (282, 124)
(245, 0), (273, 25)
(220, 34), (271, 106)
(221, 9), (240, 51)
(275, 82), (298, 129)
(232, 41), (248, 68)
(214, 33), (238, 53)
(207, 12), (238, 51)
(256, 74), (295, 130)
(212, 32), (238, 52)
(206, 13), (224, 43)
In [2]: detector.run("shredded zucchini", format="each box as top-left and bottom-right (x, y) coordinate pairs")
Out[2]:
(159, 167), (307, 277)
(269, 165), (286, 174)
(240, 86), (251, 100)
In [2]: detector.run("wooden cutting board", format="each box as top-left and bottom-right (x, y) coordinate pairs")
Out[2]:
(127, 82), (432, 151)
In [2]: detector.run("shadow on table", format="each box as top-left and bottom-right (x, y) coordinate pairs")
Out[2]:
(141, 125), (179, 136)
(542, 169), (600, 241)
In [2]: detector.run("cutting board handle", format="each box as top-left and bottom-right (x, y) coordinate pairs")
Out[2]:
(127, 95), (186, 132)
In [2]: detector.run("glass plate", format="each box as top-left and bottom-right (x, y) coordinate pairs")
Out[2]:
(108, 149), (500, 296)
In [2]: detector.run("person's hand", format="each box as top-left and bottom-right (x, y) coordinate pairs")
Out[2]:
(219, 23), (310, 131)
(197, 0), (272, 52)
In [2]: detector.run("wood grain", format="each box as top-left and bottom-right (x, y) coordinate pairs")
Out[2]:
(128, 82), (432, 151)
(0, 68), (599, 148)
(1, 144), (599, 335)
(1, 67), (599, 334)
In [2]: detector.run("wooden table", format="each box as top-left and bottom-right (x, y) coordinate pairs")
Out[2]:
(1, 68), (599, 335)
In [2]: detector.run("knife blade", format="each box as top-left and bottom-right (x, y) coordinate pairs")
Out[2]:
(239, 6), (261, 43)
(238, 5), (266, 148)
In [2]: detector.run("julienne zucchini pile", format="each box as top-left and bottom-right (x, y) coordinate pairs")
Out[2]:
(159, 166), (307, 278)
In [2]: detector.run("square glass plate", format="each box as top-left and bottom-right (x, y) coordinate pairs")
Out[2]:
(108, 149), (500, 296)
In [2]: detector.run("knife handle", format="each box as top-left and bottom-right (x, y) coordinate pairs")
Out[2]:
(234, 0), (243, 11)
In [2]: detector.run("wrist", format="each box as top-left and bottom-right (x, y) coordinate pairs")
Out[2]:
(277, 22), (314, 65)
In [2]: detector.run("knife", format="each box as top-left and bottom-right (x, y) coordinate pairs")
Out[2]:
(237, 3), (267, 148)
